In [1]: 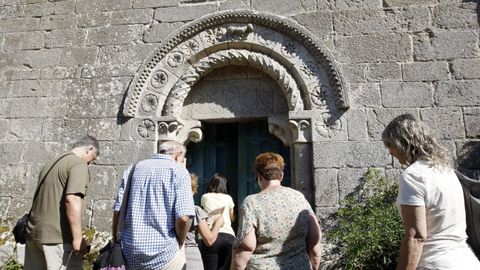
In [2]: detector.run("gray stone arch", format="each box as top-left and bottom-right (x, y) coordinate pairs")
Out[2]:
(122, 10), (350, 203)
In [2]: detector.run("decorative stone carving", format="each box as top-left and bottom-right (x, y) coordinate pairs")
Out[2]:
(310, 85), (330, 107)
(268, 115), (292, 146)
(300, 61), (318, 79)
(179, 39), (200, 58)
(227, 23), (254, 40)
(167, 51), (186, 68)
(289, 119), (311, 143)
(281, 38), (299, 58)
(163, 49), (303, 116)
(314, 112), (342, 138)
(137, 119), (155, 138)
(150, 70), (168, 89)
(140, 94), (159, 113)
(123, 10), (349, 118)
(158, 121), (183, 141)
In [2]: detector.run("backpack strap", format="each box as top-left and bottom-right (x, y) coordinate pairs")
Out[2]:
(115, 162), (138, 242)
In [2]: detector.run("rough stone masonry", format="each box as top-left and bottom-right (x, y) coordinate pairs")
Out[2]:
(0, 0), (479, 267)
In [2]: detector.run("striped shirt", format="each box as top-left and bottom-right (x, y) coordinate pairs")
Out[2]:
(113, 154), (195, 270)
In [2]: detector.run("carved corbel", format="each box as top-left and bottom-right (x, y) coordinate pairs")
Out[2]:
(158, 120), (183, 141)
(289, 119), (311, 143)
(175, 119), (204, 144)
(268, 116), (292, 146)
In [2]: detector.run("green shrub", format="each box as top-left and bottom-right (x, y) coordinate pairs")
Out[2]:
(327, 169), (403, 270)
(5, 260), (23, 270)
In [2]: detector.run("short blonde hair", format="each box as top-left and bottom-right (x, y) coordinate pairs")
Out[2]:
(190, 173), (199, 194)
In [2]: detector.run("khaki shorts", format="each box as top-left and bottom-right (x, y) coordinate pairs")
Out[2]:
(162, 245), (186, 270)
(24, 239), (83, 270)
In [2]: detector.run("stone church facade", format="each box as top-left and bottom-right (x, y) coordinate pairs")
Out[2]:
(0, 0), (479, 265)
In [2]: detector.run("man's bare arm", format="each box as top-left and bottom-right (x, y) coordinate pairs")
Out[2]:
(175, 215), (191, 247)
(65, 194), (87, 254)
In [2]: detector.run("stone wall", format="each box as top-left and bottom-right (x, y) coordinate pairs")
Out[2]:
(0, 0), (479, 266)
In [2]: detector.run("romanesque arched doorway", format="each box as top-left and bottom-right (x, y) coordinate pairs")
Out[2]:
(122, 10), (349, 204)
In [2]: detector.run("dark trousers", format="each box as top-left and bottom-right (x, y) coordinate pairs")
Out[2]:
(200, 233), (235, 270)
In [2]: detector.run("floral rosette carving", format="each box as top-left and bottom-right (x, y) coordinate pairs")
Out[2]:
(310, 85), (330, 107)
(150, 70), (168, 89)
(167, 51), (186, 68)
(180, 39), (200, 58)
(281, 39), (298, 58)
(203, 27), (226, 45)
(301, 61), (318, 79)
(315, 113), (342, 138)
(137, 119), (155, 138)
(256, 29), (274, 45)
(141, 94), (158, 113)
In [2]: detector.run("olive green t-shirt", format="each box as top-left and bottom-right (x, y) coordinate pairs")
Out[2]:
(26, 152), (90, 244)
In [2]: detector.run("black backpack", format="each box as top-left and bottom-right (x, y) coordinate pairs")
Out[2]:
(455, 169), (480, 259)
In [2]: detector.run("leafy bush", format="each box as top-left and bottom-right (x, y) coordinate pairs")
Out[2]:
(327, 169), (403, 269)
(5, 260), (23, 270)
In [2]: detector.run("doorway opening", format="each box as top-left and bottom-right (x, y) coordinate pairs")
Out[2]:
(186, 119), (291, 216)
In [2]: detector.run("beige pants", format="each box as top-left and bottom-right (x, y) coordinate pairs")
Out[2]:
(24, 239), (83, 270)
(161, 246), (187, 270)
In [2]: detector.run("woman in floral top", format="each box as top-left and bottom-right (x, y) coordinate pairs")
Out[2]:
(231, 152), (322, 270)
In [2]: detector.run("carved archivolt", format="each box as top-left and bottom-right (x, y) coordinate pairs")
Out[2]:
(163, 49), (303, 116)
(123, 10), (348, 118)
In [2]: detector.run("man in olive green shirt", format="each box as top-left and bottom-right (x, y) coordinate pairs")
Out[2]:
(24, 135), (100, 270)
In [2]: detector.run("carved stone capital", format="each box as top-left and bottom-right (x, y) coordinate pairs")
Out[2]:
(158, 120), (183, 141)
(289, 119), (311, 143)
(175, 120), (204, 144)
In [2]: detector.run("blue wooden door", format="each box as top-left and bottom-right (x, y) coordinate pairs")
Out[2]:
(186, 120), (290, 209)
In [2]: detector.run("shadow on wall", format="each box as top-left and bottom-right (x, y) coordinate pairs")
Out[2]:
(457, 141), (480, 170)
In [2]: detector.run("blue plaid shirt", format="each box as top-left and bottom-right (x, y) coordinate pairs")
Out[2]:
(113, 154), (195, 270)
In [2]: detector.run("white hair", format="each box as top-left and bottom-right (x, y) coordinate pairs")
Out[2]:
(158, 140), (186, 155)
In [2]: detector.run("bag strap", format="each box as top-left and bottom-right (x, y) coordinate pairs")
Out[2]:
(116, 162), (137, 242)
(29, 153), (72, 215)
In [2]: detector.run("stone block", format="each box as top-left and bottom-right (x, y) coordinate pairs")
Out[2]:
(54, 0), (76, 14)
(3, 68), (41, 80)
(88, 166), (119, 200)
(22, 48), (62, 68)
(314, 169), (339, 207)
(0, 5), (22, 19)
(338, 168), (375, 200)
(45, 29), (87, 48)
(334, 7), (429, 35)
(39, 14), (77, 30)
(420, 107), (464, 139)
(381, 82), (433, 108)
(60, 47), (98, 66)
(312, 141), (391, 168)
(77, 12), (110, 28)
(0, 119), (8, 141)
(366, 108), (419, 140)
(3, 97), (38, 118)
(153, 4), (218, 22)
(334, 0), (381, 9)
(252, 0), (315, 14)
(87, 25), (143, 46)
(384, 0), (437, 6)
(0, 142), (25, 164)
(97, 44), (157, 70)
(99, 141), (154, 165)
(133, 0), (177, 8)
(0, 197), (12, 223)
(336, 34), (412, 63)
(402, 61), (450, 82)
(452, 59), (480, 79)
(91, 200), (116, 231)
(111, 8), (153, 25)
(340, 64), (367, 83)
(366, 63), (401, 82)
(348, 83), (381, 108)
(292, 12), (333, 38)
(345, 108), (368, 141)
(0, 18), (40, 33)
(0, 164), (28, 196)
(40, 66), (81, 79)
(433, 3), (478, 29)
(75, 0), (133, 13)
(10, 80), (49, 97)
(87, 118), (123, 141)
(93, 76), (131, 97)
(5, 118), (43, 140)
(436, 80), (480, 106)
(22, 141), (64, 163)
(23, 2), (54, 17)
(413, 30), (479, 61)
(219, 0), (250, 10)
(40, 118), (89, 142)
(464, 107), (480, 138)
(3, 31), (45, 51)
(143, 21), (184, 43)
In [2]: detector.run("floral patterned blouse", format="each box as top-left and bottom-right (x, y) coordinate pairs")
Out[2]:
(235, 187), (314, 270)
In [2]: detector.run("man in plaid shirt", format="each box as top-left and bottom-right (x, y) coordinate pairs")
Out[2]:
(113, 140), (195, 270)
